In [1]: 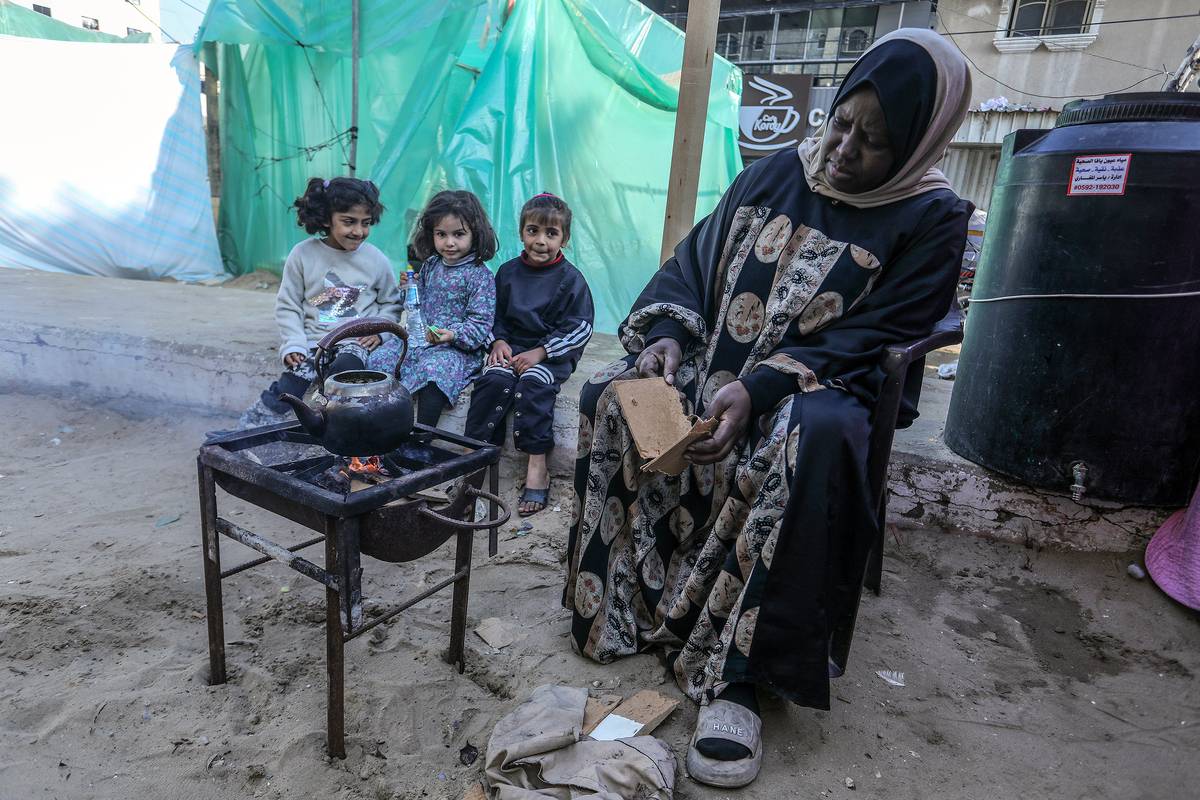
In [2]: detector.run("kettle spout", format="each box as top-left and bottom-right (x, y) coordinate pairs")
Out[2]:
(278, 393), (327, 437)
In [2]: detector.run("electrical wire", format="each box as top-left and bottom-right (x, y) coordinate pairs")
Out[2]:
(229, 143), (293, 208)
(296, 41), (352, 168)
(174, 0), (209, 15)
(250, 129), (356, 170)
(1071, 50), (1167, 74)
(937, 3), (1173, 75)
(970, 290), (1200, 303)
(939, 12), (1169, 99)
(933, 10), (1200, 37)
(124, 0), (180, 43)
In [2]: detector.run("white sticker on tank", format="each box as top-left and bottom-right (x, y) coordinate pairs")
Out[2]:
(1068, 154), (1131, 196)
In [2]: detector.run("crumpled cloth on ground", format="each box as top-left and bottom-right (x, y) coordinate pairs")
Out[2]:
(484, 685), (676, 799)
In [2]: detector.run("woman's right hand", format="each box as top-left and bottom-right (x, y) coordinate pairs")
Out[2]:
(635, 338), (683, 385)
(488, 339), (513, 367)
(284, 352), (307, 369)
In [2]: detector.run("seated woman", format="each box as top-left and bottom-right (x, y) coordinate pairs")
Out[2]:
(564, 29), (973, 788)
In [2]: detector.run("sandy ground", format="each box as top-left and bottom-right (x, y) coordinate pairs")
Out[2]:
(218, 270), (282, 293)
(1, 390), (1197, 800)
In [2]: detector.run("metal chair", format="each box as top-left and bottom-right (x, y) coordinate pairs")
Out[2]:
(863, 307), (965, 594)
(827, 308), (964, 676)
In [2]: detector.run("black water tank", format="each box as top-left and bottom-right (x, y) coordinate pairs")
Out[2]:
(945, 93), (1200, 505)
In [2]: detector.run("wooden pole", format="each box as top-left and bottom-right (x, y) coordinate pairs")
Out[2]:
(659, 0), (721, 267)
(202, 43), (221, 226)
(348, 0), (361, 176)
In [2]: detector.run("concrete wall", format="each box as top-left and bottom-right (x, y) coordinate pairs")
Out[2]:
(936, 0), (1197, 110)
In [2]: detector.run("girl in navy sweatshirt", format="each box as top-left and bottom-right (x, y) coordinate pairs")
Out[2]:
(466, 194), (594, 515)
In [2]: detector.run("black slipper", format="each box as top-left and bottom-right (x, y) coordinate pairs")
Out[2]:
(518, 487), (550, 516)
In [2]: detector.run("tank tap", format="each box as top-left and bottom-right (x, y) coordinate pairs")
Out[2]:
(1070, 461), (1089, 501)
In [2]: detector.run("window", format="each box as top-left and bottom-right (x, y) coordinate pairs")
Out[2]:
(127, 27), (142, 36)
(773, 11), (810, 61)
(1047, 0), (1091, 34)
(1009, 0), (1093, 37)
(716, 17), (743, 62)
(81, 16), (99, 30)
(839, 6), (878, 57)
(741, 13), (774, 62)
(802, 61), (854, 88)
(710, 7), (883, 70)
(806, 8), (842, 61)
(741, 64), (773, 77)
(32, 4), (51, 16)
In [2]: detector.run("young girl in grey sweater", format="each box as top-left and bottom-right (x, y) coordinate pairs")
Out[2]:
(255, 177), (403, 418)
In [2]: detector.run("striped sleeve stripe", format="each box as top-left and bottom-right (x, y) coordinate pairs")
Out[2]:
(545, 321), (593, 357)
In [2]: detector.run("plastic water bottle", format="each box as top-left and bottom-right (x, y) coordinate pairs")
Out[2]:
(405, 270), (424, 349)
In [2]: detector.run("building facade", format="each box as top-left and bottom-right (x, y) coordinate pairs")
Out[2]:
(937, 0), (1199, 207)
(644, 1), (936, 86)
(12, 0), (162, 41)
(938, 0), (1196, 109)
(643, 1), (1199, 208)
(642, 1), (938, 165)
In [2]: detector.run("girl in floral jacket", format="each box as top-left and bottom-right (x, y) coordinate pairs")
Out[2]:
(368, 190), (497, 429)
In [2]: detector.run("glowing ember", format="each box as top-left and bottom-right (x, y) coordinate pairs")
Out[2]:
(347, 456), (384, 474)
(311, 455), (394, 493)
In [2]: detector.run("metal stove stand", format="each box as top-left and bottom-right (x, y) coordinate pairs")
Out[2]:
(197, 422), (508, 757)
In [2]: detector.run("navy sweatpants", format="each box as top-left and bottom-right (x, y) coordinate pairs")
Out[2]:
(465, 360), (572, 454)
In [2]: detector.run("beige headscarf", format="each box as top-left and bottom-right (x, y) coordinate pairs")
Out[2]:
(797, 28), (972, 209)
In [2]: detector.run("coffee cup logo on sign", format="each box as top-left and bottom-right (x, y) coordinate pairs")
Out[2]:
(738, 75), (808, 154)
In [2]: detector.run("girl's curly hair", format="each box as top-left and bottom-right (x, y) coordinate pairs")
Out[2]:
(520, 192), (572, 241)
(293, 177), (385, 235)
(411, 190), (498, 262)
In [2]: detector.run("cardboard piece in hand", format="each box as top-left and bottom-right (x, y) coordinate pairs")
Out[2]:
(612, 378), (718, 476)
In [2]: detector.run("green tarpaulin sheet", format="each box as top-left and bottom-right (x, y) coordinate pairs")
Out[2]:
(198, 0), (742, 332)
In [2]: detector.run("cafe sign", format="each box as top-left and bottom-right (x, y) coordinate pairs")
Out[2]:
(738, 73), (814, 158)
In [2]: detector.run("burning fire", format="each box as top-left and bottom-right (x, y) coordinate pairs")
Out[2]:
(314, 455), (391, 493)
(347, 456), (384, 474)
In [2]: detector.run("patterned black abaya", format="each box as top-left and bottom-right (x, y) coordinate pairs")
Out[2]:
(564, 151), (971, 712)
(565, 36), (972, 711)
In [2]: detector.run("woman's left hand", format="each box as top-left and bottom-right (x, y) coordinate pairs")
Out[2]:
(356, 334), (382, 351)
(686, 380), (752, 465)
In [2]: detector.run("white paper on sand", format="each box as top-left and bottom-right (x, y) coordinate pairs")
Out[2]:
(589, 713), (642, 741)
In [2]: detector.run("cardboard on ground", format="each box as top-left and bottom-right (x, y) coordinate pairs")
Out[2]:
(582, 693), (623, 733)
(613, 379), (718, 476)
(584, 689), (681, 740)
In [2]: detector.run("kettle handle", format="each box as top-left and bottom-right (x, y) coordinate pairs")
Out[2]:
(313, 316), (409, 385)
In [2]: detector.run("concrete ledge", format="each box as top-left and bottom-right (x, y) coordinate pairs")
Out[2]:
(1, 270), (1171, 551)
(0, 269), (624, 476)
(888, 364), (1170, 552)
(887, 450), (1169, 552)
